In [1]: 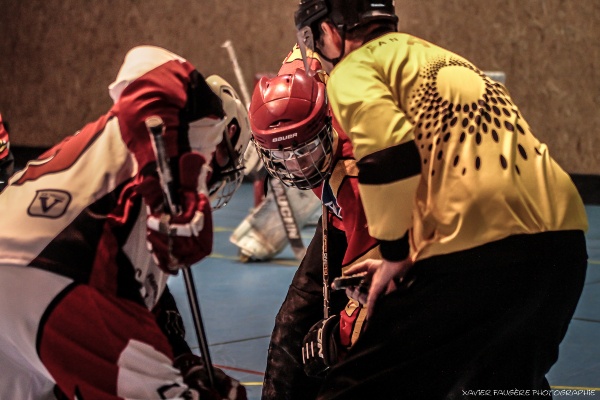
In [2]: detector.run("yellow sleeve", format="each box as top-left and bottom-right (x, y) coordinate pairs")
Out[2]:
(327, 51), (420, 243)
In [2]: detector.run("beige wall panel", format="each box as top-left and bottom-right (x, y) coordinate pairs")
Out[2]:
(0, 0), (598, 174)
(0, 0), (298, 147)
(397, 0), (599, 174)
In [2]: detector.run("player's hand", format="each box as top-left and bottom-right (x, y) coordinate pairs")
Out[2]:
(344, 257), (413, 318)
(138, 152), (214, 273)
(175, 354), (247, 400)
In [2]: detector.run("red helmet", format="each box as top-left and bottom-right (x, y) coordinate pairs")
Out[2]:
(249, 69), (334, 189)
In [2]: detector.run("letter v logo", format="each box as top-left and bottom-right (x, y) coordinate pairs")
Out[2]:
(28, 189), (72, 218)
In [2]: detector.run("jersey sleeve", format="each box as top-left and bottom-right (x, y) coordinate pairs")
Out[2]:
(327, 55), (420, 257)
(328, 158), (381, 268)
(114, 60), (224, 175)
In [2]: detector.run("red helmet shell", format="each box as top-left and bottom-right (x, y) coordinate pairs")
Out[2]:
(250, 69), (327, 150)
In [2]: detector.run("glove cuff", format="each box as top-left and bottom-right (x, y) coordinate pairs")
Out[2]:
(174, 353), (203, 377)
(302, 315), (340, 377)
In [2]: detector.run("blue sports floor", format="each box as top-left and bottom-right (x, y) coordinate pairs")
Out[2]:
(168, 182), (600, 399)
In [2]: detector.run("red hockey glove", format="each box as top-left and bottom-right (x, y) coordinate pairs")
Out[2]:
(174, 354), (247, 400)
(138, 152), (213, 273)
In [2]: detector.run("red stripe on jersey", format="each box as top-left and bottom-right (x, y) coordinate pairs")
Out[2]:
(13, 114), (112, 186)
(39, 284), (174, 399)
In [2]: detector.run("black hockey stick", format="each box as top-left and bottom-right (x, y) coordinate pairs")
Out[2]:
(145, 116), (216, 389)
(321, 202), (330, 318)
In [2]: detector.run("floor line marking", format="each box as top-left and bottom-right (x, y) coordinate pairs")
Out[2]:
(189, 337), (270, 354)
(214, 364), (264, 376)
(551, 385), (600, 390)
(208, 335), (272, 347)
(232, 383), (600, 390)
(208, 252), (299, 266)
(572, 317), (600, 323)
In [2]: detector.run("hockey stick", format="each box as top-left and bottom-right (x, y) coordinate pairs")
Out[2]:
(268, 177), (306, 260)
(221, 40), (252, 110)
(145, 116), (216, 389)
(222, 40), (307, 260)
(321, 202), (330, 318)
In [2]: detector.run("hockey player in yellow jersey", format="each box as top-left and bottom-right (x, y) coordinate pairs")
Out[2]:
(294, 0), (588, 398)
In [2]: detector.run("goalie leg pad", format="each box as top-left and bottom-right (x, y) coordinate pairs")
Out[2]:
(230, 186), (321, 261)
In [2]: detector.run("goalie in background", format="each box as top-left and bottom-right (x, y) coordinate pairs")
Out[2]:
(231, 135), (321, 262)
(0, 46), (248, 400)
(249, 45), (381, 400)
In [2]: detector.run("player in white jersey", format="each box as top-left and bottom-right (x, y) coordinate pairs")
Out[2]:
(0, 46), (248, 400)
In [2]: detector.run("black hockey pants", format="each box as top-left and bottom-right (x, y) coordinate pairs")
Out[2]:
(262, 218), (350, 400)
(317, 230), (588, 400)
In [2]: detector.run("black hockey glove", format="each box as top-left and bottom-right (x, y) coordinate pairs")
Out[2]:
(174, 353), (247, 400)
(301, 314), (341, 377)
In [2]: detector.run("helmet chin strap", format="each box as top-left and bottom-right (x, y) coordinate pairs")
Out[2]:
(317, 26), (346, 66)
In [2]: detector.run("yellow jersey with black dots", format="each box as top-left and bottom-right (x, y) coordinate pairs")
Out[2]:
(327, 32), (588, 262)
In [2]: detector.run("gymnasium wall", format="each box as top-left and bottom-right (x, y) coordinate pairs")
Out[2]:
(0, 0), (597, 174)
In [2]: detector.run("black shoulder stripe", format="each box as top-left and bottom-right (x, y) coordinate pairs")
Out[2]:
(357, 140), (421, 184)
(380, 231), (410, 261)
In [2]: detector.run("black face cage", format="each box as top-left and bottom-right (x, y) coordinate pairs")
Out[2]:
(208, 128), (246, 210)
(254, 123), (334, 190)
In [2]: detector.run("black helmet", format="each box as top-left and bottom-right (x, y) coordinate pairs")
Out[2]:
(295, 0), (397, 32)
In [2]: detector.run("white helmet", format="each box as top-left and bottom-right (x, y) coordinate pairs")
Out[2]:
(205, 75), (252, 209)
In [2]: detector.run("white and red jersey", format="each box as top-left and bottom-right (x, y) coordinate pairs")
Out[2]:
(0, 46), (223, 399)
(0, 46), (223, 309)
(1, 112), (169, 308)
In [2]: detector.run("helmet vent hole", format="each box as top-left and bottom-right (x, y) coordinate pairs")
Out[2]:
(270, 119), (292, 128)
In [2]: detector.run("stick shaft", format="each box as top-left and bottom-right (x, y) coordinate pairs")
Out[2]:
(268, 178), (306, 260)
(322, 202), (330, 319)
(222, 40), (252, 109)
(182, 267), (216, 388)
(146, 116), (179, 215)
(144, 116), (216, 388)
